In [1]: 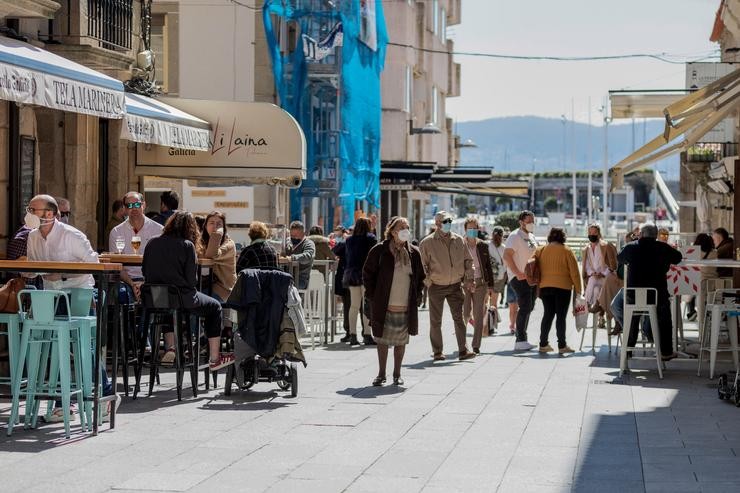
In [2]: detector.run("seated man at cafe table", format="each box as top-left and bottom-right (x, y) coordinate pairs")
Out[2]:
(24, 194), (119, 420)
(109, 191), (163, 301)
(283, 220), (316, 290)
(617, 223), (683, 361)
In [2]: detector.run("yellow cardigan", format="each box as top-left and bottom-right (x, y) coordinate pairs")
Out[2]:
(537, 242), (582, 293)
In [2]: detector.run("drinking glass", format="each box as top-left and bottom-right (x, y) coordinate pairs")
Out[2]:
(115, 236), (125, 254)
(131, 235), (142, 255)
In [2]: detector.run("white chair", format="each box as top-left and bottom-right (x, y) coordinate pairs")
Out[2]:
(697, 288), (740, 379)
(579, 311), (616, 354)
(302, 270), (326, 349)
(619, 286), (663, 379)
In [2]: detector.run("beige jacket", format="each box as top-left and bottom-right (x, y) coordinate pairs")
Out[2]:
(419, 230), (474, 287)
(581, 240), (618, 286)
(199, 231), (237, 301)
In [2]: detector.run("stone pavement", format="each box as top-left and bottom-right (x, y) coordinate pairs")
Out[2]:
(1, 303), (740, 493)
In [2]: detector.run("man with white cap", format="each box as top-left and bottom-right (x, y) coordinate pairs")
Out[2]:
(419, 211), (476, 361)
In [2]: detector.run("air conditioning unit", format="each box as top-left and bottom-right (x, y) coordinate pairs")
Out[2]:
(707, 179), (731, 194)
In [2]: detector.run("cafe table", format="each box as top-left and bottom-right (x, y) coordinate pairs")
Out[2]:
(98, 254), (215, 294)
(0, 260), (122, 435)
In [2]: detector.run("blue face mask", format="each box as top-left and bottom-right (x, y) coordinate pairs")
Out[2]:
(441, 223), (452, 234)
(466, 229), (478, 238)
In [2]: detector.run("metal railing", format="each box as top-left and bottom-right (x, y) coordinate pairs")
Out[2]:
(87, 0), (133, 51)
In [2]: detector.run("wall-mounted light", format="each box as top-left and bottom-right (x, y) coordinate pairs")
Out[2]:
(456, 138), (477, 148)
(409, 120), (441, 135)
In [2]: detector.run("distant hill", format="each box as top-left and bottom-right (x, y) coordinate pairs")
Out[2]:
(457, 116), (679, 179)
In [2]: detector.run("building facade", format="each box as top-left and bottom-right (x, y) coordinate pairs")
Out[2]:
(0, 1), (141, 251)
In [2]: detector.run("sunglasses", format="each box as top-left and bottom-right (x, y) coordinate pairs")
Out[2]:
(60, 211), (70, 217)
(442, 219), (452, 224)
(125, 202), (143, 209)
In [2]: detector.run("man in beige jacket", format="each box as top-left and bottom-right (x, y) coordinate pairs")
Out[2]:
(419, 211), (476, 361)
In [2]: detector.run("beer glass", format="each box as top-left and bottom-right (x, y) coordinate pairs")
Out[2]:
(131, 235), (142, 255)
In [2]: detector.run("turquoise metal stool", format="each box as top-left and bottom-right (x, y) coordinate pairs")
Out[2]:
(8, 290), (87, 438)
(0, 313), (22, 387)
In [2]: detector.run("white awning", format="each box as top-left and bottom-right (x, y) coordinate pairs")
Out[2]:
(0, 35), (124, 119)
(610, 67), (740, 186)
(121, 94), (211, 151)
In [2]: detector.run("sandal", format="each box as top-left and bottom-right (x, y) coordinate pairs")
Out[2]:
(392, 375), (404, 386)
(372, 375), (386, 386)
(160, 348), (176, 365)
(209, 353), (235, 371)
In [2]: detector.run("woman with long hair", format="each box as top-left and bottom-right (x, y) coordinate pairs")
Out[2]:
(344, 216), (377, 346)
(197, 211), (237, 302)
(363, 217), (425, 385)
(143, 211), (233, 370)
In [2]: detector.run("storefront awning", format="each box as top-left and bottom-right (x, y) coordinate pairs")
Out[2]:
(136, 99), (306, 185)
(610, 67), (740, 186)
(121, 94), (211, 151)
(0, 35), (124, 119)
(422, 180), (529, 199)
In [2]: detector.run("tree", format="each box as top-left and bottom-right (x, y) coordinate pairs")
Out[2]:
(495, 196), (512, 211)
(494, 211), (519, 231)
(543, 196), (558, 212)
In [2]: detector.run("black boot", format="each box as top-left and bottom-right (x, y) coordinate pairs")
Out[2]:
(339, 333), (351, 343)
(349, 334), (360, 346)
(363, 335), (376, 346)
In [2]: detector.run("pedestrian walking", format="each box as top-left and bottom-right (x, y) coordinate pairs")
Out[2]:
(462, 218), (495, 353)
(344, 217), (377, 346)
(503, 210), (538, 351)
(363, 217), (425, 386)
(537, 228), (582, 354)
(419, 211), (476, 361)
(488, 226), (507, 307)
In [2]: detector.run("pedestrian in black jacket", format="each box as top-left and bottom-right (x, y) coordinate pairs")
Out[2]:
(617, 223), (683, 359)
(143, 211), (233, 370)
(344, 217), (377, 346)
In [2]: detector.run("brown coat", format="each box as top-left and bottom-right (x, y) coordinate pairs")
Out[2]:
(581, 240), (618, 286)
(363, 240), (425, 338)
(471, 240), (495, 288)
(198, 231), (237, 301)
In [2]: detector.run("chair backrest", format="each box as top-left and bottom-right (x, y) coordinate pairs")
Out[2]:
(19, 290), (70, 323)
(65, 288), (95, 317)
(710, 288), (740, 306)
(307, 270), (325, 293)
(624, 287), (658, 307)
(140, 284), (183, 310)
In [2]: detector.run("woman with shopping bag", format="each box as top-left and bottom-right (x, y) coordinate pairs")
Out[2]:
(537, 228), (582, 354)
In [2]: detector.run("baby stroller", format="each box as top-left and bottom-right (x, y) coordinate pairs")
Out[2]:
(718, 371), (740, 407)
(223, 269), (307, 397)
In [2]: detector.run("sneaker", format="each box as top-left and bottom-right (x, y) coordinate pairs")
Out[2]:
(686, 311), (697, 322)
(539, 345), (554, 353)
(339, 334), (351, 343)
(43, 405), (77, 423)
(459, 351), (476, 361)
(349, 335), (360, 346)
(101, 394), (122, 423)
(514, 341), (536, 351)
(363, 335), (377, 346)
(209, 353), (235, 371)
(473, 347), (480, 354)
(559, 346), (576, 354)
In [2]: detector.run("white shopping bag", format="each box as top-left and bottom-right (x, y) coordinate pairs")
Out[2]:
(573, 294), (589, 331)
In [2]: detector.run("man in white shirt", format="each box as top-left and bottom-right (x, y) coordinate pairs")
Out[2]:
(503, 210), (538, 351)
(109, 191), (163, 300)
(25, 194), (98, 290)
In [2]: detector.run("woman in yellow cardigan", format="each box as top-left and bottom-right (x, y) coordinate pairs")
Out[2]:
(537, 227), (582, 354)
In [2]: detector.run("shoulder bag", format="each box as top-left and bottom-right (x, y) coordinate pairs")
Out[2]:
(524, 247), (542, 287)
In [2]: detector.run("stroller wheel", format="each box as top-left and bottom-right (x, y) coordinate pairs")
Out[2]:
(718, 374), (728, 400)
(290, 363), (298, 398)
(276, 377), (290, 391)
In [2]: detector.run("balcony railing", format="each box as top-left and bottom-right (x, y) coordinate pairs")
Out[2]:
(687, 142), (738, 163)
(87, 0), (133, 51)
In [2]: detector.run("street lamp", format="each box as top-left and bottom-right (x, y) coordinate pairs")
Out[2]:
(409, 120), (441, 135)
(599, 104), (612, 235)
(456, 138), (477, 148)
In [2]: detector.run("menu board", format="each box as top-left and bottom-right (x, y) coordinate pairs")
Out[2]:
(19, 136), (35, 209)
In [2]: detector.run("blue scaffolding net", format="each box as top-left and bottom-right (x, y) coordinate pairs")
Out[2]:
(263, 0), (387, 227)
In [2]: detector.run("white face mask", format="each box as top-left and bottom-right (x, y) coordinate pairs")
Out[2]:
(24, 212), (41, 229)
(397, 229), (411, 243)
(524, 223), (535, 233)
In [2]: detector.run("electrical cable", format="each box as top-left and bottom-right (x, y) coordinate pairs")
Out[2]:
(387, 41), (720, 64)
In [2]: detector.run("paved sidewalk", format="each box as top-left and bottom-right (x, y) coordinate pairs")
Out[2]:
(1, 303), (739, 493)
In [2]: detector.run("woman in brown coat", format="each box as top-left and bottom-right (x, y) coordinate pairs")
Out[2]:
(363, 216), (425, 386)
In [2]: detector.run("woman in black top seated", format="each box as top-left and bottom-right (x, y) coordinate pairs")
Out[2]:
(142, 211), (234, 370)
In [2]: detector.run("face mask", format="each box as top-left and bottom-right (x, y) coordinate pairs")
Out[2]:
(588, 235), (599, 243)
(335, 236), (344, 244)
(441, 223), (452, 234)
(524, 223), (535, 233)
(466, 229), (478, 239)
(397, 229), (411, 243)
(290, 238), (302, 246)
(24, 212), (40, 229)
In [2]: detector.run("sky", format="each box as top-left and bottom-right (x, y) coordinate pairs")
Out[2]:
(445, 0), (719, 124)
